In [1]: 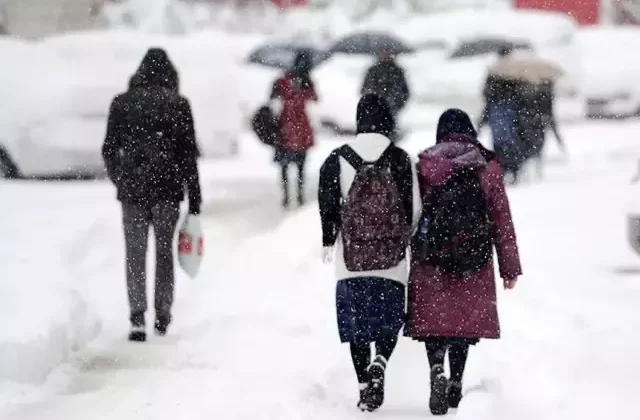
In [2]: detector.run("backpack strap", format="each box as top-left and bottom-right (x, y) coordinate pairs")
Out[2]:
(339, 143), (395, 171)
(375, 143), (395, 168)
(339, 145), (365, 170)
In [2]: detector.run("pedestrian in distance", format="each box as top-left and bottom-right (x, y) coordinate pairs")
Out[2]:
(361, 49), (411, 141)
(318, 93), (421, 412)
(517, 79), (566, 180)
(478, 45), (525, 185)
(406, 109), (522, 415)
(270, 49), (318, 209)
(102, 47), (202, 342)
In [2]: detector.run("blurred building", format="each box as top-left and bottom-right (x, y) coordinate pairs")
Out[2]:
(1, 0), (100, 39)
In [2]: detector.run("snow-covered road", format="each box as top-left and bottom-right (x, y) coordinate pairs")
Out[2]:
(3, 121), (640, 419)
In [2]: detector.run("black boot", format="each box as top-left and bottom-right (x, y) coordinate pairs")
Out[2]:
(128, 312), (146, 342)
(447, 381), (463, 408)
(365, 355), (387, 411)
(429, 364), (449, 415)
(357, 387), (369, 412)
(155, 313), (171, 336)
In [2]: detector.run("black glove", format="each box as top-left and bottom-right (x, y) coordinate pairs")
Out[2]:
(188, 201), (201, 215)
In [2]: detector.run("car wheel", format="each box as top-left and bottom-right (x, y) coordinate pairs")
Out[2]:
(0, 147), (21, 179)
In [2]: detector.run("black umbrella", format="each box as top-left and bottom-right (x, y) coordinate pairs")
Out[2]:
(247, 44), (331, 70)
(329, 32), (414, 56)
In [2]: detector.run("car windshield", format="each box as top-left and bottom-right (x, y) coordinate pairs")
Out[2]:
(450, 39), (532, 59)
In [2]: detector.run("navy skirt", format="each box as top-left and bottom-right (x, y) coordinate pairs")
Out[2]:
(336, 277), (406, 345)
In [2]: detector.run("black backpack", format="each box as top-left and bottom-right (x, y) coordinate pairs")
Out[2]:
(418, 168), (493, 274)
(251, 105), (282, 147)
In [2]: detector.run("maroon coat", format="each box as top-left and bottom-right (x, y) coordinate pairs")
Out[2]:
(405, 134), (522, 340)
(273, 73), (318, 151)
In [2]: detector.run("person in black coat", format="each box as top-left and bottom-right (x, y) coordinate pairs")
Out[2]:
(361, 50), (410, 135)
(102, 47), (202, 342)
(517, 79), (566, 179)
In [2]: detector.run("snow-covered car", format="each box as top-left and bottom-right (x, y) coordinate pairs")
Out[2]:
(0, 30), (247, 178)
(577, 27), (640, 119)
(394, 9), (586, 122)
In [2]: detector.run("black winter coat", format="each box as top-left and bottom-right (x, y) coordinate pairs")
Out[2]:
(361, 60), (410, 115)
(102, 50), (201, 212)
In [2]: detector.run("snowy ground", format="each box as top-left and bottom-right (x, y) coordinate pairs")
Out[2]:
(2, 121), (640, 419)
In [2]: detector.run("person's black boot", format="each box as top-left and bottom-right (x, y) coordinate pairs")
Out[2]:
(128, 312), (146, 342)
(365, 355), (387, 411)
(357, 387), (369, 412)
(429, 364), (449, 416)
(447, 381), (463, 408)
(155, 313), (171, 336)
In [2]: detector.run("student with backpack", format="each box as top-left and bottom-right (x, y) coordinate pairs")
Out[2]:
(318, 94), (421, 412)
(405, 109), (522, 416)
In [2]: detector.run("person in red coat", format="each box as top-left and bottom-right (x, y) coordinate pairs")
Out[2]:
(270, 50), (318, 208)
(405, 109), (522, 415)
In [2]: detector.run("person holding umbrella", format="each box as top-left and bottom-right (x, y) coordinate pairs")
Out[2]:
(270, 49), (318, 209)
(480, 47), (565, 184)
(518, 79), (566, 179)
(478, 46), (525, 185)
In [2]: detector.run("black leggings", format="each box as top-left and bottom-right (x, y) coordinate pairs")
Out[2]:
(425, 340), (470, 384)
(350, 335), (399, 384)
(281, 162), (305, 203)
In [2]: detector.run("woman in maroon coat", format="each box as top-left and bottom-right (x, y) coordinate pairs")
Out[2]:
(271, 50), (318, 208)
(405, 109), (522, 415)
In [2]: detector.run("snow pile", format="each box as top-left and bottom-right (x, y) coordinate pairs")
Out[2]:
(0, 185), (103, 386)
(0, 277), (97, 384)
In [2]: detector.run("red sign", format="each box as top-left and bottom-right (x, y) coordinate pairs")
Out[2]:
(514, 0), (601, 25)
(270, 0), (307, 7)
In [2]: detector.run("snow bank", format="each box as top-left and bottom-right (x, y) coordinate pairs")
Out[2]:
(0, 185), (104, 385)
(0, 274), (98, 384)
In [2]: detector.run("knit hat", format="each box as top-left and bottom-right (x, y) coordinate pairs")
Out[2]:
(436, 108), (478, 143)
(356, 93), (395, 136)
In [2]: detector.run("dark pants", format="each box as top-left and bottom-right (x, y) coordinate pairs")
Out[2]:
(276, 148), (306, 206)
(122, 202), (180, 321)
(424, 337), (477, 384)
